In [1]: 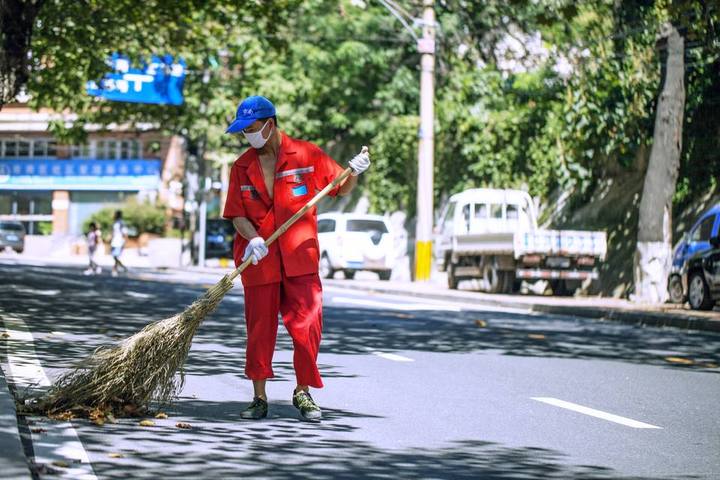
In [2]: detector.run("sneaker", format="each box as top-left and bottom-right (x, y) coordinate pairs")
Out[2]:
(292, 390), (322, 421)
(83, 268), (93, 276)
(240, 397), (268, 420)
(111, 270), (118, 277)
(95, 266), (102, 274)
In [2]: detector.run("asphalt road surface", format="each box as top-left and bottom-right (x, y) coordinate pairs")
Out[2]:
(1, 260), (719, 479)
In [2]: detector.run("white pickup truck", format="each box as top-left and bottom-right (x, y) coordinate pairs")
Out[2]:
(434, 188), (607, 294)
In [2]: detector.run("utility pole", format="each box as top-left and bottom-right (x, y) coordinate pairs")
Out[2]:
(196, 67), (211, 267)
(414, 0), (435, 282)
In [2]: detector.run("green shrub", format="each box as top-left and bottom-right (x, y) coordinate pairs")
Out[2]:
(84, 200), (167, 239)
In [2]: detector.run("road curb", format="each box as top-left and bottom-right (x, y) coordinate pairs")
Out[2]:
(0, 365), (33, 480)
(324, 281), (720, 333)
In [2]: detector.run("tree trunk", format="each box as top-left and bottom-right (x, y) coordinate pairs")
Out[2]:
(0, 0), (44, 109)
(633, 24), (685, 303)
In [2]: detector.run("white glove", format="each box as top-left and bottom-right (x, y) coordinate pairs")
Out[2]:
(349, 146), (370, 176)
(242, 237), (268, 265)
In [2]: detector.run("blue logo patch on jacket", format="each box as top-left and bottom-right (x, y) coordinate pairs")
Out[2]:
(292, 184), (308, 197)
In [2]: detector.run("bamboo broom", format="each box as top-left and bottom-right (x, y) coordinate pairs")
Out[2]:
(35, 155), (358, 414)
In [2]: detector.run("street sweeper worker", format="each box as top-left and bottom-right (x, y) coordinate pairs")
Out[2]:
(223, 95), (370, 421)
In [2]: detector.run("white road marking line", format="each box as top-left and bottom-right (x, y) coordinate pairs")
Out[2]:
(125, 290), (153, 299)
(372, 352), (415, 362)
(331, 296), (462, 312)
(324, 287), (533, 315)
(1, 309), (98, 479)
(531, 397), (662, 429)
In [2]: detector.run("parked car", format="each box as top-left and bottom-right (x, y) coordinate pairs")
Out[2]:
(668, 203), (720, 303)
(205, 218), (234, 259)
(685, 233), (720, 310)
(0, 221), (25, 253)
(433, 188), (607, 294)
(317, 213), (394, 280)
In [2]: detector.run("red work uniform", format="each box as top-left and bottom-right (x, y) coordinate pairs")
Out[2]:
(222, 132), (344, 388)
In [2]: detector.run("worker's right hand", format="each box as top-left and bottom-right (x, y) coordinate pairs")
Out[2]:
(243, 236), (268, 265)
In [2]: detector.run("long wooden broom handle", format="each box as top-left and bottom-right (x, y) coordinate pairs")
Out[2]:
(227, 165), (355, 282)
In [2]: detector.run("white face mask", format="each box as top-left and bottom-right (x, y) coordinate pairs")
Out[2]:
(243, 119), (272, 149)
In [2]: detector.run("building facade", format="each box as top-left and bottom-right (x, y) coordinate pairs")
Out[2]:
(0, 103), (185, 235)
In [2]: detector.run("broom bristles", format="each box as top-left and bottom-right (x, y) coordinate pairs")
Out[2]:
(37, 274), (235, 413)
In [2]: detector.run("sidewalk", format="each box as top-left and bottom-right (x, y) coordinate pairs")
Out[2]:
(0, 365), (32, 479)
(320, 276), (720, 332)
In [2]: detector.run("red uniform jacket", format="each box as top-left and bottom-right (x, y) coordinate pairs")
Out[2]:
(223, 133), (344, 286)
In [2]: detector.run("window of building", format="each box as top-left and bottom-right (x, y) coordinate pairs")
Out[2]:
(490, 204), (503, 219)
(71, 143), (91, 158)
(17, 141), (30, 157)
(3, 140), (17, 157)
(120, 140), (141, 159)
(1, 138), (57, 158)
(106, 140), (118, 159)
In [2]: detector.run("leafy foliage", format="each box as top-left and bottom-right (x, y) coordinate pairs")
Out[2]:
(84, 200), (167, 237)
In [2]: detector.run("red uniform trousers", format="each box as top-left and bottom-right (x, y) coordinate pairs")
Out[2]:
(243, 271), (324, 388)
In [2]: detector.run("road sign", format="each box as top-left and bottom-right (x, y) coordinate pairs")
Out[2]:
(86, 53), (186, 105)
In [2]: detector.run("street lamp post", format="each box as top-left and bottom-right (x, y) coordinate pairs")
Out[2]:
(414, 0), (435, 281)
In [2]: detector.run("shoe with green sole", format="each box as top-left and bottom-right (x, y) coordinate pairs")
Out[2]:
(240, 397), (268, 420)
(292, 390), (322, 421)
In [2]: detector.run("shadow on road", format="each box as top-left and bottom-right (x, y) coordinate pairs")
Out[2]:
(1, 263), (718, 380)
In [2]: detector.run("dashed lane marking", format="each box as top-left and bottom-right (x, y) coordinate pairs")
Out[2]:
(331, 296), (462, 312)
(372, 352), (415, 362)
(531, 397), (662, 429)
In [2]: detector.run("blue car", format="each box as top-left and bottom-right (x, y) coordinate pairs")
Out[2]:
(668, 203), (720, 303)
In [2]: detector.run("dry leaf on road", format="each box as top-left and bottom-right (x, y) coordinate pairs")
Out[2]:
(664, 356), (694, 365)
(155, 412), (168, 419)
(108, 453), (125, 458)
(176, 422), (192, 429)
(139, 420), (155, 427)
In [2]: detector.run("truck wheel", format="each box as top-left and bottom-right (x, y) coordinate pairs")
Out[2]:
(688, 271), (713, 310)
(378, 270), (391, 281)
(447, 264), (459, 290)
(320, 254), (335, 279)
(482, 263), (502, 293)
(667, 275), (685, 304)
(343, 270), (356, 280)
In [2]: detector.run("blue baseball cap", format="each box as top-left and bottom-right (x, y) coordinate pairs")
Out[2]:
(225, 95), (276, 133)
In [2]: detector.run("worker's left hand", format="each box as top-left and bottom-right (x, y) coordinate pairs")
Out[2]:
(349, 146), (370, 176)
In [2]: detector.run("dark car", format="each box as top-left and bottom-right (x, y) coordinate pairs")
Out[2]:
(668, 204), (720, 303)
(0, 221), (25, 253)
(205, 218), (234, 259)
(685, 233), (720, 310)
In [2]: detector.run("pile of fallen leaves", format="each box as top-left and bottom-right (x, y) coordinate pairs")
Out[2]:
(17, 399), (193, 429)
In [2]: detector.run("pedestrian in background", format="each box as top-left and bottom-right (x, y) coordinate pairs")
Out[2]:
(111, 210), (128, 277)
(83, 222), (102, 275)
(223, 95), (370, 421)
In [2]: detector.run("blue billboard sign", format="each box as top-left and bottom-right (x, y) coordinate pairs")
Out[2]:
(86, 54), (186, 105)
(0, 159), (161, 191)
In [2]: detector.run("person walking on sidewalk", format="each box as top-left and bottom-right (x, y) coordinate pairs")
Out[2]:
(84, 222), (102, 275)
(223, 95), (370, 421)
(110, 210), (128, 277)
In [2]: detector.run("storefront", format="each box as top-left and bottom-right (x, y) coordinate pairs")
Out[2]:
(0, 156), (162, 234)
(0, 105), (186, 236)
